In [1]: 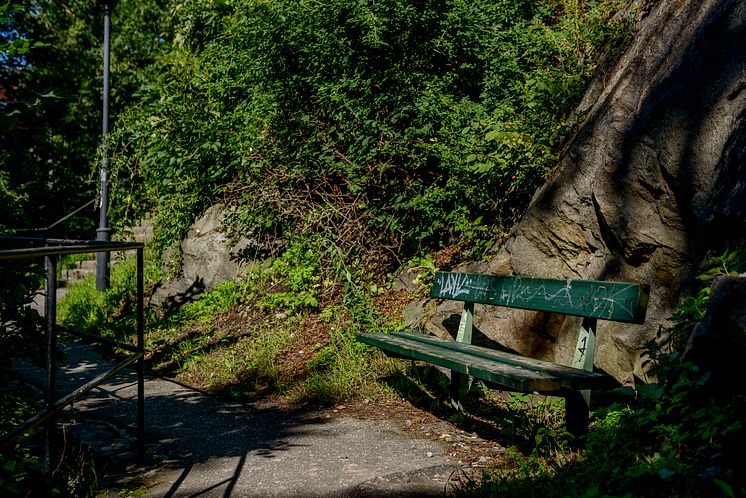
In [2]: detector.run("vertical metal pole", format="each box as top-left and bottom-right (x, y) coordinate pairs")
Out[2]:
(136, 247), (145, 463)
(44, 255), (57, 480)
(96, 0), (112, 291)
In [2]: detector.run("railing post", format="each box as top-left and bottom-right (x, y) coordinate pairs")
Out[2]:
(44, 255), (57, 482)
(0, 239), (146, 479)
(136, 247), (145, 463)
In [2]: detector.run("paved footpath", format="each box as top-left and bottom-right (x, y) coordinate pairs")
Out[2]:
(12, 345), (463, 497)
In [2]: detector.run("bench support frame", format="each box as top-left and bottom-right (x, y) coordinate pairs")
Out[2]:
(449, 304), (598, 438)
(450, 302), (474, 410)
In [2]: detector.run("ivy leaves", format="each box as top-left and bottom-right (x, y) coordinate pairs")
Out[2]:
(109, 0), (635, 266)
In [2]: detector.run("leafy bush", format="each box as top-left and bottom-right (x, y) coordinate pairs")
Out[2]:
(1, 379), (103, 497)
(0, 389), (42, 497)
(110, 0), (635, 274)
(0, 260), (45, 365)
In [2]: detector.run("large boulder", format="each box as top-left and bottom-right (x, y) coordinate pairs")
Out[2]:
(181, 203), (250, 291)
(428, 0), (746, 385)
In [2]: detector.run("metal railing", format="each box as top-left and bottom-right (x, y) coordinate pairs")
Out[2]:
(8, 198), (96, 237)
(0, 236), (145, 478)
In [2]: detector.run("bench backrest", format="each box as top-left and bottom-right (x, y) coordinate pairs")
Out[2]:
(431, 272), (649, 324)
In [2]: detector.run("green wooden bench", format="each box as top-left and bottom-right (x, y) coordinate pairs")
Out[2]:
(357, 271), (649, 438)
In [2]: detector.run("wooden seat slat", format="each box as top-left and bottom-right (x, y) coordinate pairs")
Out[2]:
(383, 332), (614, 391)
(358, 332), (560, 392)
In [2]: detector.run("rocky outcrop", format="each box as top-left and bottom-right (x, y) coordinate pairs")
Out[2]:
(428, 0), (746, 385)
(181, 203), (250, 290)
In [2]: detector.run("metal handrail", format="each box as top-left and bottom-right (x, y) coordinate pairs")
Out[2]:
(0, 238), (142, 259)
(0, 236), (145, 478)
(8, 198), (96, 235)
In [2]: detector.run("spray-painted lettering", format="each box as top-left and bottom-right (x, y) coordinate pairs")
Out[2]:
(441, 272), (472, 298)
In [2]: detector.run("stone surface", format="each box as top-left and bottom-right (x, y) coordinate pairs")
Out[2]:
(181, 203), (251, 291)
(428, 0), (746, 385)
(149, 276), (205, 312)
(393, 266), (421, 293)
(122, 219), (154, 244)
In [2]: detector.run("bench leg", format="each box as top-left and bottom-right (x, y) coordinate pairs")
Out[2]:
(450, 370), (468, 410)
(565, 390), (589, 442)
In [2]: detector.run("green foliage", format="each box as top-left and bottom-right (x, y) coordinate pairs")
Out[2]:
(695, 247), (745, 282)
(1, 0), (100, 235)
(406, 254), (438, 291)
(0, 251), (45, 366)
(462, 250), (746, 497)
(58, 252), (93, 270)
(297, 325), (383, 403)
(623, 250), (746, 495)
(109, 0), (636, 268)
(1, 0), (174, 237)
(0, 387), (105, 497)
(178, 280), (241, 323)
(0, 389), (42, 497)
(503, 393), (569, 458)
(257, 243), (321, 312)
(644, 247), (746, 382)
(2, 0), (650, 494)
(294, 298), (399, 403)
(58, 255), (161, 343)
(0, 171), (27, 234)
(52, 242), (391, 402)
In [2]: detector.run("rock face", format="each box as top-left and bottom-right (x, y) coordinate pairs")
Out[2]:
(428, 0), (746, 385)
(181, 203), (250, 291)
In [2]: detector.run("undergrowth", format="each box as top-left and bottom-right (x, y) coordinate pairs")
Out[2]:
(457, 249), (746, 497)
(49, 246), (746, 497)
(57, 246), (399, 405)
(109, 0), (638, 274)
(0, 385), (106, 497)
(6, 0), (735, 496)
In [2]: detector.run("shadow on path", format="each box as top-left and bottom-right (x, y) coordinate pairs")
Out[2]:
(11, 345), (460, 497)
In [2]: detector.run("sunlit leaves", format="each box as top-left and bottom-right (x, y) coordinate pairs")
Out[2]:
(108, 0), (635, 262)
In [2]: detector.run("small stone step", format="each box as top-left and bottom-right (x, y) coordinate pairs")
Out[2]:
(57, 258), (98, 287)
(121, 221), (153, 244)
(61, 267), (96, 281)
(79, 259), (97, 271)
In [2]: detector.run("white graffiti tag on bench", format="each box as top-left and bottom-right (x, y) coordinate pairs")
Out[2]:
(578, 282), (639, 319)
(437, 273), (641, 321)
(502, 277), (638, 319)
(501, 278), (573, 307)
(441, 272), (473, 298)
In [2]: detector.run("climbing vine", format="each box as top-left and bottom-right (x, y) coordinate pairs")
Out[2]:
(108, 0), (636, 275)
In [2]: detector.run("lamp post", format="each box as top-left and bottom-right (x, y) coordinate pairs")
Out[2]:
(96, 0), (112, 291)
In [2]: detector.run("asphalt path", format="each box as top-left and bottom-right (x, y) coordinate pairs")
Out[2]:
(12, 345), (462, 497)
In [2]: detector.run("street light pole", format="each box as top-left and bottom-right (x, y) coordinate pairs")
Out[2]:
(96, 0), (112, 291)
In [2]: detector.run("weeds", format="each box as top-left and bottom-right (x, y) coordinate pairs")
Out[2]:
(291, 311), (396, 403)
(49, 240), (746, 497)
(60, 253), (94, 271)
(457, 249), (746, 497)
(0, 392), (106, 497)
(57, 254), (161, 344)
(55, 244), (398, 406)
